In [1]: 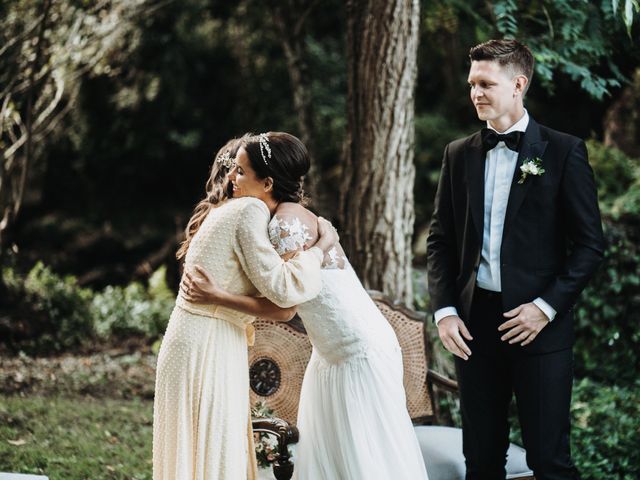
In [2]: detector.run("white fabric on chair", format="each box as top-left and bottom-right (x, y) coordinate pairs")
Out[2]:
(414, 425), (533, 480)
(0, 474), (48, 480)
(257, 467), (276, 480)
(256, 426), (533, 480)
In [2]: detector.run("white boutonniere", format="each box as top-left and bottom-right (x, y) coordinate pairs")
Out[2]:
(518, 157), (545, 184)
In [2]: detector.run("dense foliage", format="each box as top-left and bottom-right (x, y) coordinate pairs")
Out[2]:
(1, 264), (173, 354)
(572, 141), (640, 383)
(1, 1), (638, 478)
(507, 378), (640, 479)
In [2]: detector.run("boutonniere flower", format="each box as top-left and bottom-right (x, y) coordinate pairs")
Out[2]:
(518, 157), (545, 184)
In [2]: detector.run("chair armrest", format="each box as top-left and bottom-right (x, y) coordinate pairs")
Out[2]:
(252, 417), (299, 480)
(427, 368), (459, 393)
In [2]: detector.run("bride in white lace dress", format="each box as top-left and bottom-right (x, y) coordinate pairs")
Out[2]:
(268, 205), (428, 480)
(183, 133), (428, 479)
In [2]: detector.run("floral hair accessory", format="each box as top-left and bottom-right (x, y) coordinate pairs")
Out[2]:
(259, 132), (272, 167)
(518, 157), (545, 184)
(216, 150), (234, 169)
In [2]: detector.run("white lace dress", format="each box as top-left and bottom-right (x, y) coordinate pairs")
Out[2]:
(268, 213), (429, 480)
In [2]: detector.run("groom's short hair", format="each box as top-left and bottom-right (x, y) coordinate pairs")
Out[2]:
(469, 39), (534, 93)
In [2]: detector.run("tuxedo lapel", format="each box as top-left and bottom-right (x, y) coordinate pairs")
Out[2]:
(465, 133), (485, 241)
(503, 118), (548, 239)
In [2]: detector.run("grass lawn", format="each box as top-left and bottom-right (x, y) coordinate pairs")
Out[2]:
(0, 395), (153, 480)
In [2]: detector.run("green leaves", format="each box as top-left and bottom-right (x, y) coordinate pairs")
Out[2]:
(494, 0), (519, 38)
(569, 378), (640, 479)
(574, 219), (640, 384)
(23, 262), (94, 351)
(586, 139), (639, 218)
(488, 0), (634, 99)
(2, 263), (174, 354)
(92, 269), (174, 340)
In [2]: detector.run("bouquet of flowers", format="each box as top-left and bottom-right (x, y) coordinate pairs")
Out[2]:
(252, 400), (282, 469)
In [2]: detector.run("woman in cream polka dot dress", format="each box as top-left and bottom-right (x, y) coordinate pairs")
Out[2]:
(153, 134), (338, 480)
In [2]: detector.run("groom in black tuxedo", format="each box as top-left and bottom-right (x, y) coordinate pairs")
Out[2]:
(426, 39), (605, 480)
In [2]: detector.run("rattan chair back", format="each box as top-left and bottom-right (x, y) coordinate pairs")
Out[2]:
(248, 290), (433, 424)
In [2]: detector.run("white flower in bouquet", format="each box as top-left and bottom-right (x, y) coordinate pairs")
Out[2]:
(265, 435), (279, 449)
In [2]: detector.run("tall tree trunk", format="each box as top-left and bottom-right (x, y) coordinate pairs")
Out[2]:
(341, 0), (420, 305)
(271, 1), (325, 213)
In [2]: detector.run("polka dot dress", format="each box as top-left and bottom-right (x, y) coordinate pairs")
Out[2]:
(153, 197), (323, 480)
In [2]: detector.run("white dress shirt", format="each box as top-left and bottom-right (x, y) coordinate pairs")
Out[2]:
(434, 110), (556, 324)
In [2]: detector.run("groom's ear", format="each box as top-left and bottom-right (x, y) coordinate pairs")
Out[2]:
(514, 74), (529, 97)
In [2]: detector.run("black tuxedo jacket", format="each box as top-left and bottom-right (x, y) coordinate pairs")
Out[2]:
(426, 117), (605, 354)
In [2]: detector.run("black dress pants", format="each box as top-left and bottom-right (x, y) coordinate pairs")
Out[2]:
(454, 287), (581, 480)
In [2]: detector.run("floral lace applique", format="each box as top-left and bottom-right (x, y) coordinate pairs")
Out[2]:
(269, 215), (313, 255)
(323, 246), (348, 270)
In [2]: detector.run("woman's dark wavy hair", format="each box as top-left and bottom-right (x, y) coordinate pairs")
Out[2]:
(176, 135), (247, 260)
(241, 131), (309, 205)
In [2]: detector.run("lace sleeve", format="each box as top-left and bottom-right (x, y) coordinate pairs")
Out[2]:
(233, 198), (323, 308)
(268, 214), (313, 256)
(269, 213), (348, 269)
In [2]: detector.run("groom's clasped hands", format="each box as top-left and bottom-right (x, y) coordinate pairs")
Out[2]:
(499, 302), (550, 347)
(438, 301), (550, 360)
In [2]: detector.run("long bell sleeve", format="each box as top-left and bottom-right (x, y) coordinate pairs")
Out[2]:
(233, 198), (323, 308)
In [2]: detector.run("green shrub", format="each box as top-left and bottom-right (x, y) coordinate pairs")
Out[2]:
(22, 262), (95, 351)
(573, 219), (640, 383)
(91, 266), (173, 339)
(611, 178), (640, 222)
(1, 264), (21, 292)
(586, 139), (638, 215)
(508, 378), (640, 479)
(1, 263), (174, 353)
(570, 378), (640, 479)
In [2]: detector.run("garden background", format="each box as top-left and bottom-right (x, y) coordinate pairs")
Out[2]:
(1, 1), (639, 479)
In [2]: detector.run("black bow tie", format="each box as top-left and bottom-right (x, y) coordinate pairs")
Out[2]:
(481, 128), (523, 152)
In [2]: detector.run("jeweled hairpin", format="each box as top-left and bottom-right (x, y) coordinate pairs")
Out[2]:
(216, 150), (234, 169)
(259, 132), (271, 167)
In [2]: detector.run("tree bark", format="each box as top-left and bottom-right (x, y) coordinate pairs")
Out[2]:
(341, 0), (420, 305)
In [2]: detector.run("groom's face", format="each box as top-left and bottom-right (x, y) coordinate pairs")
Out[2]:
(468, 60), (522, 123)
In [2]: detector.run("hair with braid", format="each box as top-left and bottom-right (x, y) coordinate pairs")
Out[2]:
(176, 135), (246, 260)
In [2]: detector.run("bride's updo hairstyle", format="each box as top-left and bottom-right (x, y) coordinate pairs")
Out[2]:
(241, 132), (309, 205)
